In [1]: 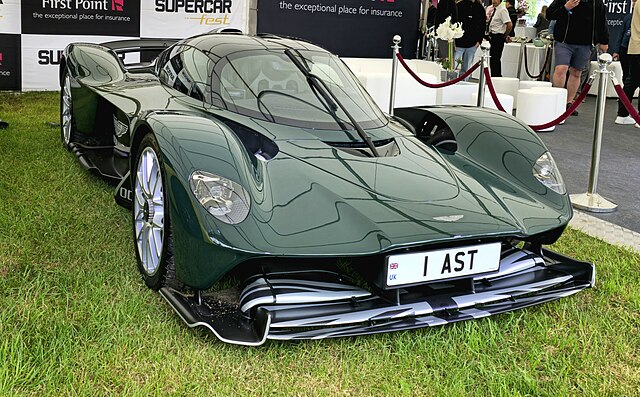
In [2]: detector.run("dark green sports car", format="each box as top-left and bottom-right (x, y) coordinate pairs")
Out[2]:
(59, 31), (593, 345)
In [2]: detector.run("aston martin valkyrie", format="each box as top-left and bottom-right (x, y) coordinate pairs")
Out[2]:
(59, 31), (593, 345)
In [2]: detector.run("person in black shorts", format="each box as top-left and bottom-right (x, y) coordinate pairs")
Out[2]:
(547, 0), (609, 115)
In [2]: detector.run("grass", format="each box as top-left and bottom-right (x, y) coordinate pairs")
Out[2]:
(0, 91), (639, 396)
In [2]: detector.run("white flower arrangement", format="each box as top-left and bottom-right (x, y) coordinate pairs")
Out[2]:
(435, 17), (464, 72)
(436, 16), (464, 42)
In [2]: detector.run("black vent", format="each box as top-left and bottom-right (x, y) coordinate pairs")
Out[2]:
(323, 138), (400, 157)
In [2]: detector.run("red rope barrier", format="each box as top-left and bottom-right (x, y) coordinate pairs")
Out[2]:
(396, 53), (480, 88)
(528, 82), (592, 131)
(483, 68), (507, 112)
(613, 83), (640, 125)
(483, 69), (592, 130)
(397, 52), (593, 132)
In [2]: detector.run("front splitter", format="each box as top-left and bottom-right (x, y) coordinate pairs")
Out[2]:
(159, 249), (594, 346)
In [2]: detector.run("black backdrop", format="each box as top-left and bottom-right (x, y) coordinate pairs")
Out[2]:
(257, 0), (421, 59)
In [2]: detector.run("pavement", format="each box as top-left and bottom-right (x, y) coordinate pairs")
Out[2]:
(531, 95), (640, 253)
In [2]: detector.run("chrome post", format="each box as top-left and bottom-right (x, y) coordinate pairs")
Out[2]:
(389, 35), (401, 115)
(516, 41), (525, 79)
(546, 40), (554, 82)
(418, 0), (429, 58)
(570, 53), (618, 213)
(477, 41), (491, 107)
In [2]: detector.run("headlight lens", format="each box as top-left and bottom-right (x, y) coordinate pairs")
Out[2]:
(189, 171), (251, 224)
(533, 152), (566, 194)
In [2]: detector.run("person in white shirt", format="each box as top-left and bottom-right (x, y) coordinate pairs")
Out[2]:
(486, 0), (513, 76)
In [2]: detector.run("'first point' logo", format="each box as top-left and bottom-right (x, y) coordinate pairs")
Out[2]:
(42, 1), (124, 12)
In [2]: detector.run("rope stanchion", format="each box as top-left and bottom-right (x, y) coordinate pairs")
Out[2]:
(523, 45), (552, 80)
(612, 79), (640, 125)
(396, 53), (480, 88)
(477, 42), (490, 107)
(529, 79), (593, 130)
(389, 35), (401, 115)
(570, 53), (617, 213)
(483, 68), (506, 112)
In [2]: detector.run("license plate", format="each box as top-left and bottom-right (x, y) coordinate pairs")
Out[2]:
(386, 242), (501, 287)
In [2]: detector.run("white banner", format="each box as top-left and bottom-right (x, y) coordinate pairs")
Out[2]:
(0, 0), (21, 34)
(21, 34), (138, 91)
(140, 0), (248, 38)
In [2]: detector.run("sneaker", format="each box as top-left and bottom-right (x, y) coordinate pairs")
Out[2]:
(635, 123), (640, 128)
(567, 103), (578, 116)
(615, 116), (636, 125)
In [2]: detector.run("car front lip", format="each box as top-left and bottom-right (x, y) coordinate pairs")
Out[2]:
(159, 247), (593, 346)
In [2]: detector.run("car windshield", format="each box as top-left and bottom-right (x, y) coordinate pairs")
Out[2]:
(211, 49), (387, 130)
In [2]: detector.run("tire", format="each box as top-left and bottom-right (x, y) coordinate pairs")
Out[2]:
(60, 70), (76, 149)
(132, 133), (179, 290)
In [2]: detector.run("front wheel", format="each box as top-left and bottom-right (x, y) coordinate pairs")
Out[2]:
(60, 71), (76, 149)
(132, 133), (175, 290)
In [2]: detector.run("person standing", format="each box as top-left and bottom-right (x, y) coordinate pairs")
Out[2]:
(427, 0), (437, 29)
(615, 0), (640, 125)
(534, 5), (550, 34)
(456, 0), (486, 76)
(547, 0), (609, 114)
(505, 0), (518, 37)
(486, 0), (513, 77)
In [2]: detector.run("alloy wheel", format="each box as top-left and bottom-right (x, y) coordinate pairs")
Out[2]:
(133, 146), (165, 276)
(61, 74), (73, 146)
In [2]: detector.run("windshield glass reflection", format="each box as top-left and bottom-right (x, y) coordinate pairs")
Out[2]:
(213, 49), (387, 130)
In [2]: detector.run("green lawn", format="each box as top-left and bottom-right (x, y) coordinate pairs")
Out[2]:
(1, 92), (639, 396)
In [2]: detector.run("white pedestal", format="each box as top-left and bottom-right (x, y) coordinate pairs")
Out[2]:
(471, 91), (514, 113)
(516, 89), (559, 131)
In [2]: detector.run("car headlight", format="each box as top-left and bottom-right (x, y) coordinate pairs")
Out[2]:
(189, 171), (251, 224)
(533, 152), (566, 194)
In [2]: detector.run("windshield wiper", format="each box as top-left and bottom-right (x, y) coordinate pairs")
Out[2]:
(284, 49), (379, 157)
(282, 50), (352, 133)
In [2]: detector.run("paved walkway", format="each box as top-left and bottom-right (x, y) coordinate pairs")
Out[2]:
(569, 211), (640, 253)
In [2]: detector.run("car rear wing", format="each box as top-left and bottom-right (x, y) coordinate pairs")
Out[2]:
(101, 38), (179, 55)
(100, 38), (180, 70)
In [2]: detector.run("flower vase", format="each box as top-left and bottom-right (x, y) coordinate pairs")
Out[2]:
(442, 40), (459, 81)
(448, 40), (454, 73)
(441, 69), (460, 82)
(435, 16), (465, 81)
